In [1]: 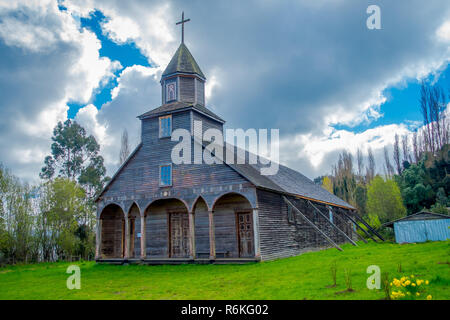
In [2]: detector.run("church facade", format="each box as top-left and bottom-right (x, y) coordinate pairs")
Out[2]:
(94, 27), (379, 264)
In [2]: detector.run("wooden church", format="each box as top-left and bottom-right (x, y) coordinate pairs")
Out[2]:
(95, 14), (382, 264)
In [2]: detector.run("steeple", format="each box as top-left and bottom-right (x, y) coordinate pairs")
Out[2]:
(160, 12), (206, 106)
(161, 43), (205, 79)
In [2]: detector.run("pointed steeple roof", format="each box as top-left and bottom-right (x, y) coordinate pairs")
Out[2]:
(162, 43), (205, 79)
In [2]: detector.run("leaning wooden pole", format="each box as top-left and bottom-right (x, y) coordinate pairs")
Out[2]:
(339, 210), (378, 242)
(283, 196), (343, 251)
(350, 210), (385, 241)
(327, 206), (368, 244)
(307, 200), (357, 246)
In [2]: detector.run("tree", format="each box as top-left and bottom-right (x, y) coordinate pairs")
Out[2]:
(430, 187), (449, 214)
(356, 148), (364, 183)
(383, 146), (394, 177)
(354, 184), (367, 216)
(367, 175), (406, 223)
(322, 176), (333, 193)
(402, 134), (412, 164)
(393, 134), (401, 175)
(419, 82), (449, 153)
(39, 120), (108, 260)
(395, 161), (435, 214)
(412, 131), (420, 163)
(332, 151), (356, 205)
(366, 147), (376, 183)
(38, 178), (87, 261)
(40, 120), (106, 187)
(119, 129), (131, 165)
(0, 165), (34, 263)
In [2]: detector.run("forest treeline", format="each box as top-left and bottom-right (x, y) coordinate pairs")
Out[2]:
(0, 120), (111, 264)
(316, 82), (450, 234)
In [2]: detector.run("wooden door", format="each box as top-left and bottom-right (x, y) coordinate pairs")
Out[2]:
(170, 213), (190, 257)
(237, 212), (254, 257)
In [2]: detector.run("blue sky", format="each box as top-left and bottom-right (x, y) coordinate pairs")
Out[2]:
(67, 10), (151, 118)
(1, 0), (449, 182)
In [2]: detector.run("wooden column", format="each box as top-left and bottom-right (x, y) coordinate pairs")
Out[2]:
(95, 218), (102, 259)
(124, 218), (130, 259)
(252, 208), (261, 258)
(208, 210), (216, 259)
(140, 215), (146, 259)
(188, 211), (196, 259)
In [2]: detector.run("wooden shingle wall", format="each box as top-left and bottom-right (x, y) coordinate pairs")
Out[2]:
(257, 189), (355, 261)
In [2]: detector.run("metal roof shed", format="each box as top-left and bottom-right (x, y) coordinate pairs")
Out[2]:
(383, 212), (450, 244)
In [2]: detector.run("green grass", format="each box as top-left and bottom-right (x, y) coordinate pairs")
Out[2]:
(0, 241), (449, 300)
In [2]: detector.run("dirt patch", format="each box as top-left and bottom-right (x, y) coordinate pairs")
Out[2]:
(335, 288), (356, 295)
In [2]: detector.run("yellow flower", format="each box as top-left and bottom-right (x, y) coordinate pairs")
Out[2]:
(411, 275), (414, 278)
(411, 283), (416, 287)
(407, 292), (411, 295)
(390, 282), (393, 286)
(427, 295), (432, 300)
(405, 280), (411, 285)
(425, 280), (429, 285)
(416, 292), (420, 296)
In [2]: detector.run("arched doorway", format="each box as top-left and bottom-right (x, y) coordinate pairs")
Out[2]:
(192, 196), (210, 258)
(212, 193), (254, 258)
(100, 204), (125, 259)
(145, 198), (190, 258)
(128, 203), (140, 258)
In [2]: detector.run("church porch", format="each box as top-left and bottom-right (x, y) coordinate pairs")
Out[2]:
(95, 192), (261, 264)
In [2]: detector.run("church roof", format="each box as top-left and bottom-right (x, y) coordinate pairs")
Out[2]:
(138, 101), (225, 123)
(162, 43), (205, 79)
(221, 144), (355, 210)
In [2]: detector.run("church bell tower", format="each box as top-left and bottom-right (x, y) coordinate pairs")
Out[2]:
(160, 12), (206, 106)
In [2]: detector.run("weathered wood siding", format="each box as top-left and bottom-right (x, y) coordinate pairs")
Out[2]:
(195, 78), (205, 106)
(100, 205), (124, 258)
(214, 194), (252, 258)
(128, 204), (140, 258)
(100, 110), (251, 210)
(179, 76), (195, 103)
(194, 199), (210, 257)
(257, 189), (355, 261)
(193, 111), (222, 137)
(145, 199), (187, 257)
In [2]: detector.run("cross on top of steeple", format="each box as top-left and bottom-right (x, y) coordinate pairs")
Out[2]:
(176, 11), (190, 44)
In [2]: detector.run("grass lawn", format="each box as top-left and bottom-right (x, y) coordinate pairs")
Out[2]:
(0, 241), (448, 300)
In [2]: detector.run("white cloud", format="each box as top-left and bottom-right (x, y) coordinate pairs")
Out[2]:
(437, 20), (450, 42)
(76, 65), (160, 174)
(0, 0), (119, 182)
